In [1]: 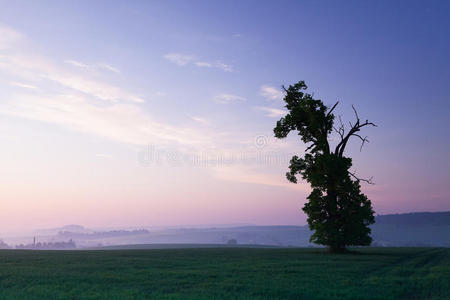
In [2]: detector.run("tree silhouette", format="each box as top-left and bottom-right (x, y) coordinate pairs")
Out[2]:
(274, 81), (376, 253)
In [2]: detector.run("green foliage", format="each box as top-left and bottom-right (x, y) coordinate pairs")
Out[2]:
(274, 81), (334, 155)
(274, 81), (376, 252)
(0, 248), (448, 299)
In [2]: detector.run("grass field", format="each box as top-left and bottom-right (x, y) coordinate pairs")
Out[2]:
(0, 247), (448, 299)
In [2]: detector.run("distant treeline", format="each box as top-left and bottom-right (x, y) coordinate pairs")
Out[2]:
(0, 240), (10, 249)
(4, 212), (450, 249)
(15, 240), (76, 250)
(58, 229), (149, 239)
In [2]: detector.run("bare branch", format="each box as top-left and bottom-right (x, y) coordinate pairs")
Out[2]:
(338, 116), (345, 135)
(305, 143), (315, 152)
(333, 126), (344, 140)
(353, 134), (369, 151)
(338, 116), (344, 129)
(327, 101), (339, 116)
(349, 170), (374, 185)
(351, 105), (360, 122)
(333, 115), (346, 139)
(360, 120), (377, 128)
(334, 105), (377, 156)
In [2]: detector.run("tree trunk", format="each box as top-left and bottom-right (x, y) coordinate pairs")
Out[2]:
(329, 245), (347, 254)
(326, 178), (341, 252)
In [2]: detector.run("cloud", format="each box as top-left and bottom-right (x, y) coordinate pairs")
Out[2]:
(0, 24), (310, 199)
(163, 53), (195, 66)
(195, 61), (232, 72)
(0, 54), (143, 103)
(189, 115), (208, 125)
(0, 94), (210, 148)
(65, 60), (89, 68)
(164, 53), (233, 72)
(98, 63), (120, 73)
(0, 25), (215, 151)
(45, 69), (143, 103)
(213, 94), (246, 104)
(260, 85), (284, 101)
(1, 25), (298, 190)
(8, 81), (38, 90)
(256, 106), (286, 118)
(65, 60), (120, 73)
(214, 61), (232, 72)
(195, 61), (212, 68)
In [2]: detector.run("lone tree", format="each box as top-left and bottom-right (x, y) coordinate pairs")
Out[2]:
(274, 81), (376, 253)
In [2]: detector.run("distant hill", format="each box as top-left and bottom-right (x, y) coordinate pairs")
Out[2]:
(375, 211), (450, 227)
(371, 211), (450, 247)
(21, 211), (450, 249)
(34, 224), (92, 236)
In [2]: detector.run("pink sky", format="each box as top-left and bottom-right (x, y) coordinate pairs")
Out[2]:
(1, 2), (449, 234)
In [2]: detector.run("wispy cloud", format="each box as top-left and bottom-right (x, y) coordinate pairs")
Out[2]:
(0, 94), (209, 148)
(189, 115), (209, 125)
(98, 63), (120, 73)
(164, 53), (233, 72)
(213, 93), (246, 104)
(196, 61), (233, 72)
(194, 61), (212, 68)
(8, 81), (38, 90)
(65, 60), (89, 68)
(0, 54), (142, 103)
(0, 25), (213, 150)
(256, 106), (286, 118)
(260, 85), (284, 101)
(65, 60), (120, 74)
(163, 53), (195, 66)
(0, 24), (293, 191)
(214, 61), (233, 72)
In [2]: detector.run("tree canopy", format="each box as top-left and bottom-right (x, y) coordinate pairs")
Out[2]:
(274, 81), (376, 252)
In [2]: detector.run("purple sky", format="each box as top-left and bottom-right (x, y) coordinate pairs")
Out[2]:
(0, 0), (449, 233)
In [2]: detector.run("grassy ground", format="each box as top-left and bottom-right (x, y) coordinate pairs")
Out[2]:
(0, 247), (448, 299)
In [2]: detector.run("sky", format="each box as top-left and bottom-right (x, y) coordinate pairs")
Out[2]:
(0, 0), (449, 234)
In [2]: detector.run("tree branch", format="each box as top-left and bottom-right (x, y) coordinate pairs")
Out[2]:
(305, 143), (315, 152)
(351, 105), (359, 121)
(327, 101), (339, 116)
(349, 170), (374, 185)
(353, 134), (369, 151)
(333, 126), (343, 139)
(333, 115), (345, 139)
(334, 105), (377, 156)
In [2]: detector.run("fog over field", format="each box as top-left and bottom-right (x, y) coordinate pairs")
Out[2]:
(1, 212), (448, 249)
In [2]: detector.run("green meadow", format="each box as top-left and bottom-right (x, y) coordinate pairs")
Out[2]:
(0, 247), (448, 299)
